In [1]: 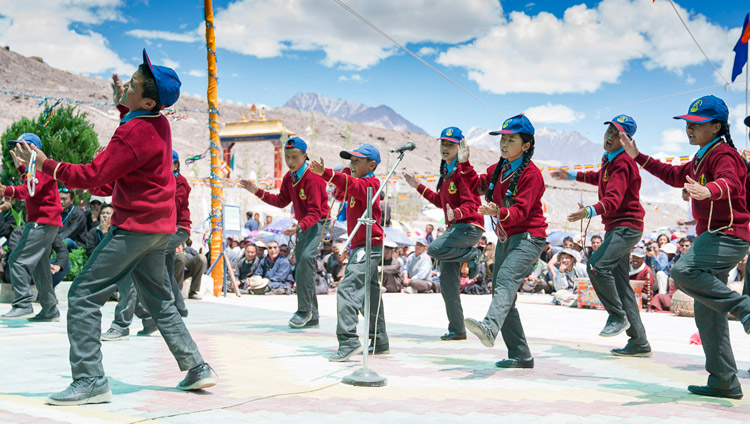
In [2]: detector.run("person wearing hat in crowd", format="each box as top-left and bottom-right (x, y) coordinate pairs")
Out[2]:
(628, 248), (656, 307)
(552, 248), (587, 307)
(403, 238), (439, 293)
(380, 240), (403, 293)
(553, 114), (651, 358)
(85, 195), (107, 231)
(459, 114), (548, 369)
(241, 136), (329, 328)
(621, 95), (750, 399)
(310, 143), (390, 361)
(0, 133), (63, 322)
(404, 126), (484, 341)
(14, 49), (214, 405)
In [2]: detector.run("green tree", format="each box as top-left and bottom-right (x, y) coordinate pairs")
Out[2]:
(1, 103), (100, 206)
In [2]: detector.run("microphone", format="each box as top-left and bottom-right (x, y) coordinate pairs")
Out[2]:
(390, 142), (416, 153)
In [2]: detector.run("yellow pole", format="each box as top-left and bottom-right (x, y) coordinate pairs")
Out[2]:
(204, 0), (224, 295)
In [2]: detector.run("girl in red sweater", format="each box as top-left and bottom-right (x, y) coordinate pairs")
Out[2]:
(460, 114), (547, 369)
(622, 95), (750, 400)
(404, 127), (484, 341)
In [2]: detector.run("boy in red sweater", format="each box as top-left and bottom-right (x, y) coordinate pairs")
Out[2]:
(0, 133), (62, 322)
(15, 50), (213, 405)
(241, 136), (330, 328)
(553, 114), (651, 357)
(310, 144), (389, 362)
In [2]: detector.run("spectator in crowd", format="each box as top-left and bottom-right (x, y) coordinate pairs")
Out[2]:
(232, 243), (261, 291)
(645, 240), (670, 294)
(546, 236), (575, 281)
(424, 224), (435, 244)
(482, 241), (495, 282)
(323, 243), (347, 286)
(225, 236), (242, 262)
(279, 244), (289, 258)
(552, 248), (588, 307)
(253, 241), (294, 294)
(85, 196), (105, 231)
(403, 239), (438, 293)
(677, 188), (697, 239)
(436, 227), (444, 239)
(381, 241), (403, 293)
(670, 237), (691, 268)
(264, 215), (273, 229)
(244, 211), (259, 232)
(254, 240), (267, 260)
(253, 212), (261, 224)
(582, 234), (603, 263)
(184, 238), (200, 256)
(540, 240), (557, 263)
(59, 188), (87, 250)
(520, 256), (550, 293)
(0, 196), (15, 243)
(86, 204), (114, 257)
(379, 192), (392, 227)
(629, 248), (655, 300)
(319, 240), (333, 260)
(656, 233), (670, 248)
(174, 244), (207, 299)
(727, 254), (747, 284)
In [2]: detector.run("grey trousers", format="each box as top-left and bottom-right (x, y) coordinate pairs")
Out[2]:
(294, 220), (324, 320)
(427, 223), (483, 334)
(110, 229), (190, 331)
(587, 226), (648, 346)
(671, 231), (750, 390)
(68, 227), (203, 379)
(337, 244), (388, 349)
(482, 233), (545, 360)
(10, 223), (59, 315)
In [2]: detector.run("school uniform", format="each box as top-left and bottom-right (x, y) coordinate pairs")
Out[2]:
(636, 139), (750, 391)
(460, 158), (547, 361)
(321, 166), (388, 352)
(40, 110), (204, 379)
(1, 164), (62, 319)
(575, 148), (649, 347)
(255, 161), (330, 324)
(416, 158), (484, 335)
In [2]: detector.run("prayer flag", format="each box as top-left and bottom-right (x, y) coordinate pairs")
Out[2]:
(731, 13), (750, 82)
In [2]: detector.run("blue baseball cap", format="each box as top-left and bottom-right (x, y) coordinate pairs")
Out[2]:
(172, 150), (179, 162)
(284, 136), (307, 153)
(7, 133), (42, 149)
(438, 126), (464, 143)
(674, 95), (729, 123)
(744, 115), (749, 128)
(142, 49), (181, 109)
(604, 114), (637, 137)
(489, 114), (535, 136)
(340, 143), (381, 165)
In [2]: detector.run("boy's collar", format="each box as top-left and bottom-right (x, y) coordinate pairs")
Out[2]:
(293, 162), (308, 180)
(696, 137), (722, 159)
(607, 147), (625, 162)
(120, 110), (160, 124)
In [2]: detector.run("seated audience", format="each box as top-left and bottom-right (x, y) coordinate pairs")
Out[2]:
(553, 248), (587, 307)
(403, 239), (438, 293)
(381, 241), (403, 293)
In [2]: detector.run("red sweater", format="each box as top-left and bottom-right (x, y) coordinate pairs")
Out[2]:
(175, 173), (191, 231)
(321, 168), (383, 249)
(416, 169), (483, 229)
(41, 114), (176, 234)
(636, 141), (750, 241)
(3, 165), (62, 227)
(576, 152), (645, 232)
(459, 160), (547, 239)
(255, 167), (330, 232)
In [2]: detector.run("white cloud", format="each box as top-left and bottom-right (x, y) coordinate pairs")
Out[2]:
(657, 128), (689, 153)
(125, 0), (501, 70)
(418, 47), (437, 56)
(161, 57), (179, 70)
(186, 69), (206, 77)
(523, 103), (583, 124)
(729, 103), (750, 147)
(0, 0), (132, 75)
(437, 0), (742, 94)
(339, 73), (365, 83)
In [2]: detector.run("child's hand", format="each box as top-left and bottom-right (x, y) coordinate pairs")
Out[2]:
(620, 132), (639, 159)
(282, 224), (299, 236)
(240, 179), (258, 193)
(458, 139), (470, 163)
(403, 173), (419, 188)
(0, 185), (6, 197)
(94, 146), (106, 157)
(446, 204), (455, 222)
(11, 143), (47, 166)
(111, 73), (124, 105)
(551, 169), (569, 180)
(309, 158), (325, 176)
(684, 176), (710, 200)
(478, 202), (499, 216)
(567, 202), (586, 222)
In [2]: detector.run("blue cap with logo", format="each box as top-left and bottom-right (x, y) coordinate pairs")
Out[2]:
(489, 114), (535, 136)
(7, 133), (42, 149)
(172, 150), (179, 162)
(439, 126), (464, 143)
(284, 136), (307, 153)
(142, 49), (181, 109)
(340, 143), (381, 165)
(604, 114), (637, 137)
(674, 95), (729, 123)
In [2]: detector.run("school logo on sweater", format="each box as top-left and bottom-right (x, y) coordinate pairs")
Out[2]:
(603, 170), (609, 182)
(299, 188), (307, 200)
(448, 181), (457, 194)
(349, 197), (356, 208)
(699, 174), (706, 185)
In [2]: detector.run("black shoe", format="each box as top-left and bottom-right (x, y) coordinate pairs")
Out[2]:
(303, 319), (319, 328)
(178, 309), (189, 318)
(367, 339), (390, 355)
(687, 384), (743, 400)
(47, 377), (112, 406)
(467, 248), (481, 280)
(495, 358), (534, 369)
(328, 345), (363, 362)
(289, 312), (312, 328)
(599, 317), (630, 337)
(611, 343), (652, 357)
(177, 363), (216, 391)
(137, 324), (157, 336)
(188, 292), (203, 300)
(464, 318), (494, 347)
(0, 307), (35, 320)
(28, 311), (60, 322)
(742, 313), (750, 335)
(440, 331), (467, 341)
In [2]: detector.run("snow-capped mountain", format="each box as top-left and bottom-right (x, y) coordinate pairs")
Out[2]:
(283, 92), (427, 135)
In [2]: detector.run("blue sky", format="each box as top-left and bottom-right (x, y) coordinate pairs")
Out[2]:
(1, 0), (749, 160)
